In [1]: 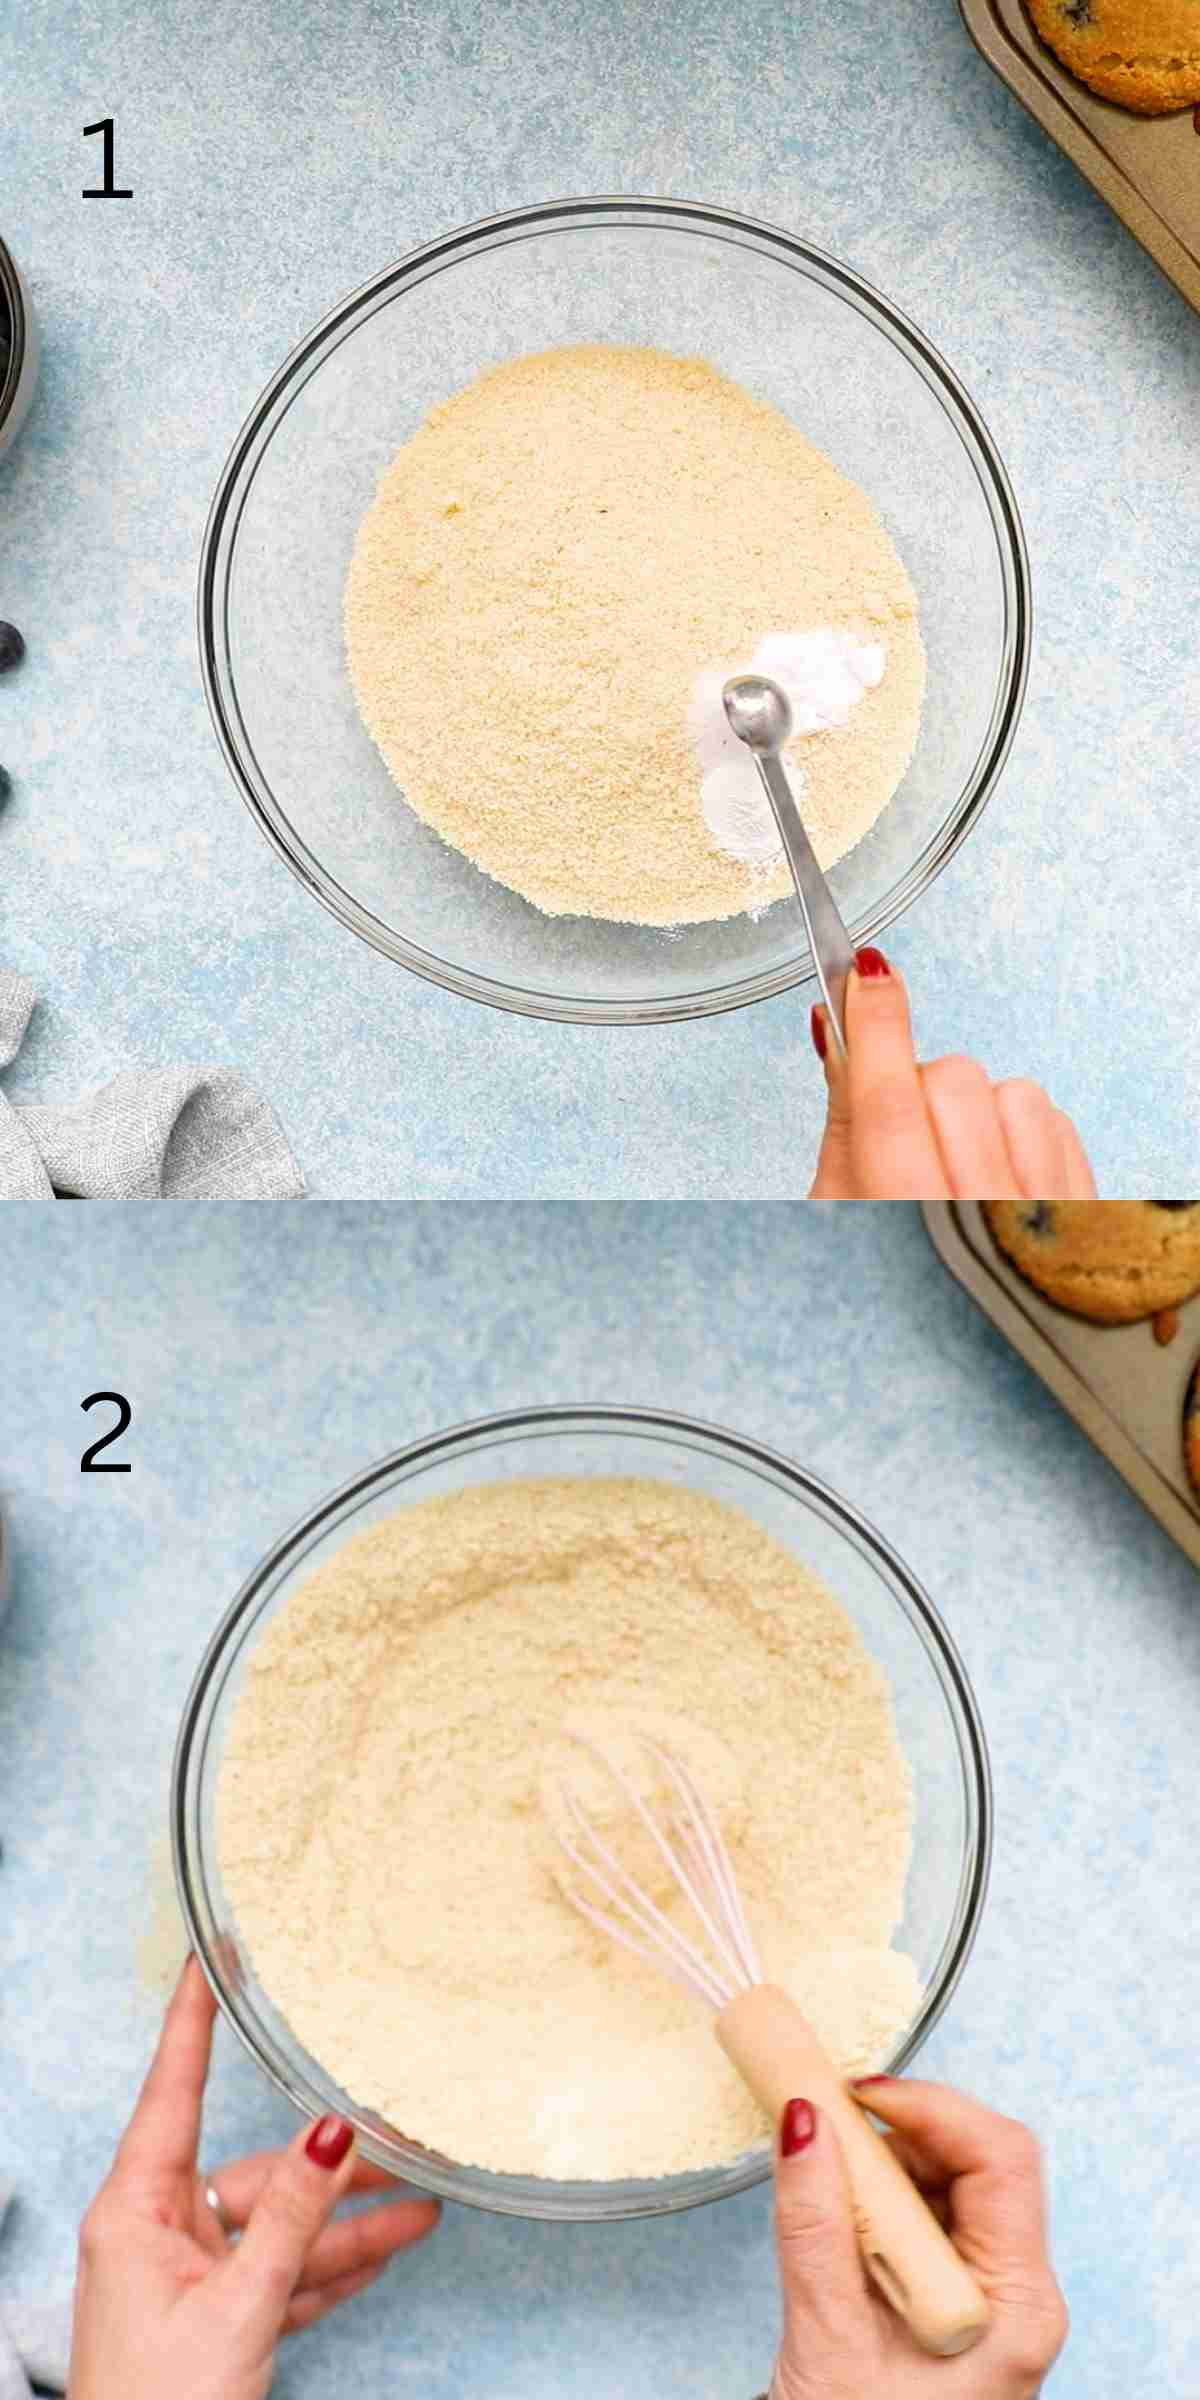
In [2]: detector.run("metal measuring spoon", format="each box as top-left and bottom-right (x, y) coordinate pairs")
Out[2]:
(722, 673), (856, 1058)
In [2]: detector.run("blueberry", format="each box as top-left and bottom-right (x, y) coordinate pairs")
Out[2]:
(0, 622), (25, 673)
(0, 766), (11, 807)
(1020, 1202), (1055, 1235)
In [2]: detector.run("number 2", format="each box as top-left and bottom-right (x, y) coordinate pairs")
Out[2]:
(81, 1391), (133, 1472)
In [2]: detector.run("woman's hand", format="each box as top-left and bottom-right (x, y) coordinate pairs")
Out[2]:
(768, 2078), (1068, 2398)
(809, 949), (1096, 1201)
(69, 1958), (439, 2400)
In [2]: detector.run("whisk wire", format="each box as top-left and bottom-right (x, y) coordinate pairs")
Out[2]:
(649, 1742), (763, 1987)
(566, 1884), (730, 2010)
(554, 1734), (761, 2010)
(556, 1785), (732, 2006)
(573, 1734), (750, 1998)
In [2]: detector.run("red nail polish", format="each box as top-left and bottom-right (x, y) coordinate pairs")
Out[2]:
(305, 2115), (354, 2170)
(810, 1005), (827, 1063)
(851, 2076), (893, 2089)
(854, 946), (891, 980)
(780, 2098), (817, 2156)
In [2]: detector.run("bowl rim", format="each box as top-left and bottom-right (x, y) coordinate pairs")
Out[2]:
(0, 235), (30, 433)
(197, 193), (1032, 1026)
(172, 1400), (993, 2222)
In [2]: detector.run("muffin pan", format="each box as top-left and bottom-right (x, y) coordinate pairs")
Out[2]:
(959, 0), (1200, 315)
(924, 1202), (1200, 1568)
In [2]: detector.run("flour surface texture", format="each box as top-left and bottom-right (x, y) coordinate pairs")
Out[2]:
(218, 1477), (920, 2181)
(344, 345), (925, 926)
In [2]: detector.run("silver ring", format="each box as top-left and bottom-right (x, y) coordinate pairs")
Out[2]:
(202, 2179), (236, 2239)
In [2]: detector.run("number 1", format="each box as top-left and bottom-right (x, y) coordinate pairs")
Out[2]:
(82, 118), (132, 200)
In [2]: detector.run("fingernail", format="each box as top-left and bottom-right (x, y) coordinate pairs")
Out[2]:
(305, 2114), (354, 2170)
(852, 2076), (893, 2089)
(854, 946), (891, 980)
(809, 1005), (827, 1063)
(780, 2097), (817, 2156)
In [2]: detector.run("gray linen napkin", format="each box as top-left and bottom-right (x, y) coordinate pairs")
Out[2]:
(0, 973), (304, 1198)
(0, 2182), (71, 2398)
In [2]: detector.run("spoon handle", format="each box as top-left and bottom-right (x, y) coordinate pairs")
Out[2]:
(753, 752), (855, 1057)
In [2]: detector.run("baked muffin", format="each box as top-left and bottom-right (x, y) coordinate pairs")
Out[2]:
(1185, 1356), (1200, 1503)
(983, 1200), (1200, 1322)
(1024, 1), (1200, 114)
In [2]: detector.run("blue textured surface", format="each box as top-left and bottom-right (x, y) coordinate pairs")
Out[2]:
(2, 0), (1198, 1194)
(2, 1201), (1198, 2393)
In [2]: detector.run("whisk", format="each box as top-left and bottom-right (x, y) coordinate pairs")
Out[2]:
(556, 1735), (989, 2361)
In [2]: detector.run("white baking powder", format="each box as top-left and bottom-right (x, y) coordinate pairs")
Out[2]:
(691, 630), (887, 865)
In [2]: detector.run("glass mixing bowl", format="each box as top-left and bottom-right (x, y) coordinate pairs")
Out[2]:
(0, 235), (39, 462)
(173, 1405), (991, 2222)
(199, 197), (1029, 1024)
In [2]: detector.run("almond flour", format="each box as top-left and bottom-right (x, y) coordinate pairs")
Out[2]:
(344, 345), (925, 926)
(217, 1477), (919, 2182)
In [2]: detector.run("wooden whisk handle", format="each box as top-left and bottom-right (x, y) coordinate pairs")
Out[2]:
(716, 1985), (990, 2360)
